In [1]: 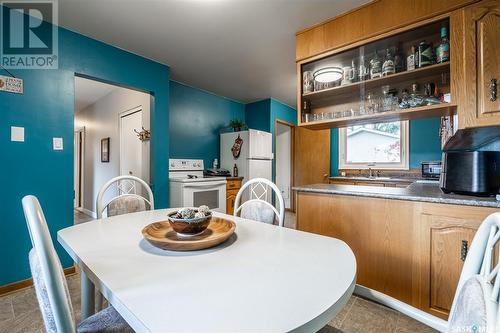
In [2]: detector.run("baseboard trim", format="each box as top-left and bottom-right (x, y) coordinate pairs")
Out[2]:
(354, 285), (447, 332)
(76, 207), (97, 219)
(0, 266), (76, 296)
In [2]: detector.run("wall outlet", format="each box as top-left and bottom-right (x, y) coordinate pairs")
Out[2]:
(11, 126), (24, 142)
(53, 137), (63, 150)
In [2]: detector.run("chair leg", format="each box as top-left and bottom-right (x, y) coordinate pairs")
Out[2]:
(80, 270), (95, 320)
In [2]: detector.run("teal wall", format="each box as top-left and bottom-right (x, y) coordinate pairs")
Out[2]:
(245, 99), (271, 132)
(0, 21), (169, 285)
(409, 118), (442, 167)
(329, 118), (442, 175)
(169, 81), (245, 168)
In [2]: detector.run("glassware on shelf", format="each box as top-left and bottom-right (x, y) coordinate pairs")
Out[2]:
(358, 55), (369, 81)
(369, 51), (382, 79)
(341, 64), (356, 86)
(366, 91), (381, 113)
(302, 71), (314, 93)
(381, 85), (393, 112)
(382, 49), (395, 77)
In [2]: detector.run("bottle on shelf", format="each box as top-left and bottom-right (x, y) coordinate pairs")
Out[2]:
(233, 163), (238, 177)
(399, 88), (411, 109)
(436, 25), (450, 63)
(406, 45), (417, 71)
(382, 48), (395, 76)
(358, 55), (369, 81)
(417, 41), (433, 68)
(423, 82), (442, 105)
(408, 82), (425, 107)
(394, 46), (404, 73)
(369, 50), (382, 79)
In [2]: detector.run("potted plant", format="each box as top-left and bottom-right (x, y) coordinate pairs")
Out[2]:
(229, 119), (247, 132)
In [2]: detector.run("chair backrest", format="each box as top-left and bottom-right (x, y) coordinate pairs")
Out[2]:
(448, 212), (500, 333)
(22, 195), (75, 333)
(96, 175), (154, 219)
(233, 178), (285, 227)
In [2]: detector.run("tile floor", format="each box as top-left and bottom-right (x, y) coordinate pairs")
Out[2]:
(1, 211), (436, 332)
(74, 209), (95, 225)
(0, 273), (437, 332)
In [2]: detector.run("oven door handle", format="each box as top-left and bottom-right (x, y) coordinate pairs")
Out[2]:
(183, 181), (227, 188)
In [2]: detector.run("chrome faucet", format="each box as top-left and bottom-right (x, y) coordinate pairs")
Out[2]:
(368, 164), (375, 179)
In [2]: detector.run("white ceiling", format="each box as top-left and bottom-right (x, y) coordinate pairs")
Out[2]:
(60, 0), (369, 107)
(74, 76), (119, 111)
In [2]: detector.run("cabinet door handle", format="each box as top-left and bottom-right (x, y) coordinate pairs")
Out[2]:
(490, 79), (497, 102)
(461, 240), (469, 262)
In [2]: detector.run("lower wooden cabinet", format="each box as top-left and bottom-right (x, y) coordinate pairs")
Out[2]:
(226, 178), (242, 215)
(296, 191), (497, 318)
(418, 207), (486, 319)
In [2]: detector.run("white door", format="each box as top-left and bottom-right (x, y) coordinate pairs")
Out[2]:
(120, 109), (143, 179)
(248, 159), (272, 181)
(249, 129), (273, 159)
(275, 123), (292, 209)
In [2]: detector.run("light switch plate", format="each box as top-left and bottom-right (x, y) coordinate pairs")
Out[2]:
(11, 126), (24, 142)
(53, 137), (63, 150)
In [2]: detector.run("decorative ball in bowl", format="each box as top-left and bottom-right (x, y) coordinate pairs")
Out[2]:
(167, 206), (212, 236)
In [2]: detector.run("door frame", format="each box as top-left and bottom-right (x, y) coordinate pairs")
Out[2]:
(119, 105), (143, 179)
(74, 127), (85, 210)
(274, 119), (295, 212)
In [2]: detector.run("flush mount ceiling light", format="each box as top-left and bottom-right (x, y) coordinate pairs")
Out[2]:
(313, 67), (343, 83)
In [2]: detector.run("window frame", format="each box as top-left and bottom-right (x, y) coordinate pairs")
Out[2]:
(338, 120), (409, 170)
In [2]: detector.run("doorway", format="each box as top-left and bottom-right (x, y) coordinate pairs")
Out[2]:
(275, 120), (294, 211)
(74, 76), (151, 223)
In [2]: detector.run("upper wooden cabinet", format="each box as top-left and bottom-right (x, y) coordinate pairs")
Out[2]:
(454, 0), (500, 128)
(296, 0), (500, 129)
(296, 0), (478, 62)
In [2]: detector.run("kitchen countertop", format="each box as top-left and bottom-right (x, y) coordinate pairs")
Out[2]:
(329, 176), (418, 183)
(293, 182), (500, 208)
(226, 176), (244, 181)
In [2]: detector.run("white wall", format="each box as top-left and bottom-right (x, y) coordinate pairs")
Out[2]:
(275, 123), (292, 209)
(75, 87), (150, 214)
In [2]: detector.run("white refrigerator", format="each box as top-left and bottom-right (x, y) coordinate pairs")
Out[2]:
(220, 129), (273, 184)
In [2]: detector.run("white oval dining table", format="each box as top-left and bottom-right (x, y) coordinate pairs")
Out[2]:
(57, 209), (356, 333)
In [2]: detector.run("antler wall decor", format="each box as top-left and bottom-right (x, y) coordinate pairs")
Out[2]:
(134, 127), (151, 141)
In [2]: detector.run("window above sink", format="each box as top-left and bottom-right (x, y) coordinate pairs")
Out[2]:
(339, 120), (409, 170)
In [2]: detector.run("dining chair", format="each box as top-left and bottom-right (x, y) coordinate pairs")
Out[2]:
(96, 175), (154, 219)
(22, 195), (133, 333)
(233, 178), (285, 227)
(445, 212), (500, 333)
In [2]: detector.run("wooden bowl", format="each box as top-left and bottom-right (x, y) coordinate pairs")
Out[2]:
(142, 217), (236, 251)
(167, 211), (212, 236)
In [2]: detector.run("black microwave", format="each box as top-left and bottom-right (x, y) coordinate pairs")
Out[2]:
(440, 151), (500, 196)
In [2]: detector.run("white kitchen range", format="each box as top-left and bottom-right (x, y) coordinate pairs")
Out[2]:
(169, 159), (227, 212)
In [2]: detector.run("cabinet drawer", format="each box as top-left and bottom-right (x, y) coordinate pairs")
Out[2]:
(227, 179), (242, 190)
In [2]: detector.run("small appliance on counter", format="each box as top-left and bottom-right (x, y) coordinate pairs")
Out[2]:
(440, 151), (500, 196)
(421, 161), (441, 179)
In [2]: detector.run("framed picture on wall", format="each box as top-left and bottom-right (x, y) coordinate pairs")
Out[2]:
(101, 137), (110, 162)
